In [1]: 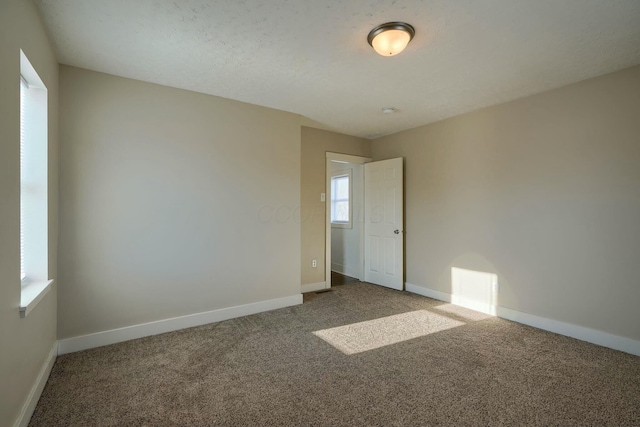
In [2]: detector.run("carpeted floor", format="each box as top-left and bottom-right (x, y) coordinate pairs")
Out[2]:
(30, 282), (640, 426)
(304, 272), (359, 303)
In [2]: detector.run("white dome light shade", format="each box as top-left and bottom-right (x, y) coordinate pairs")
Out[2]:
(371, 29), (411, 56)
(368, 22), (415, 57)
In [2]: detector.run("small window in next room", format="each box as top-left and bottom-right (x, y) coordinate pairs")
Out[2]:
(19, 49), (52, 318)
(331, 169), (352, 228)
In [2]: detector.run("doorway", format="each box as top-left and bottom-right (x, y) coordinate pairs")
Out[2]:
(325, 153), (404, 290)
(325, 153), (370, 288)
(329, 159), (365, 285)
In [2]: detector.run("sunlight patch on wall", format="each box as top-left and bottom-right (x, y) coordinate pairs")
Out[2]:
(313, 310), (464, 355)
(451, 267), (498, 316)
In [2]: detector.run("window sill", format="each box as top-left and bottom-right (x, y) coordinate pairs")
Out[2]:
(20, 279), (53, 318)
(331, 222), (352, 229)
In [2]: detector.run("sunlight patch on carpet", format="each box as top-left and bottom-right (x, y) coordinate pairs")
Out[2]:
(313, 310), (465, 355)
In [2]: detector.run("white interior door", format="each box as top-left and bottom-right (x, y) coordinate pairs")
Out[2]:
(364, 158), (404, 290)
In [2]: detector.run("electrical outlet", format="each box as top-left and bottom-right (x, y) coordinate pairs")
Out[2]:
(312, 259), (317, 268)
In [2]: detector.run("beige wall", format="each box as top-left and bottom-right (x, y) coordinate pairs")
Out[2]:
(0, 1), (59, 425)
(300, 127), (370, 285)
(58, 66), (301, 339)
(372, 65), (640, 341)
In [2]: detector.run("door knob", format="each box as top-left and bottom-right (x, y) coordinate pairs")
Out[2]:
(394, 229), (401, 234)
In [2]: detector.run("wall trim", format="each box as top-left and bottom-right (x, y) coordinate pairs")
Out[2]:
(326, 152), (372, 163)
(406, 283), (451, 302)
(405, 283), (495, 315)
(14, 341), (57, 427)
(58, 294), (303, 355)
(301, 281), (327, 293)
(331, 265), (361, 281)
(405, 282), (640, 356)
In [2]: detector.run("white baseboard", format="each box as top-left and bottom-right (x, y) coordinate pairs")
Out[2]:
(331, 264), (361, 280)
(58, 294), (303, 355)
(495, 305), (640, 356)
(405, 283), (495, 315)
(331, 264), (343, 274)
(406, 283), (451, 303)
(15, 341), (57, 427)
(405, 282), (640, 356)
(301, 281), (326, 293)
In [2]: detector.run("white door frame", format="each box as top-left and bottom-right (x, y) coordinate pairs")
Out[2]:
(325, 152), (371, 289)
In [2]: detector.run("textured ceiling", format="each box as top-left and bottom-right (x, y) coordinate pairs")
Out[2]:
(35, 0), (640, 139)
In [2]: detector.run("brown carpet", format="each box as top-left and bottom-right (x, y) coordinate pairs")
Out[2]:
(30, 282), (640, 426)
(304, 272), (359, 303)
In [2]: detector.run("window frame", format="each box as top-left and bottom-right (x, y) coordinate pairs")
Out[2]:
(19, 49), (52, 318)
(330, 168), (353, 229)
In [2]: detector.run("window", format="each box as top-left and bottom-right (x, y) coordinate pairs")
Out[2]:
(19, 49), (52, 318)
(331, 169), (352, 228)
(20, 75), (27, 281)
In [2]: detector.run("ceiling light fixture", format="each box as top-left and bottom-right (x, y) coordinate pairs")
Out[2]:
(367, 22), (415, 57)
